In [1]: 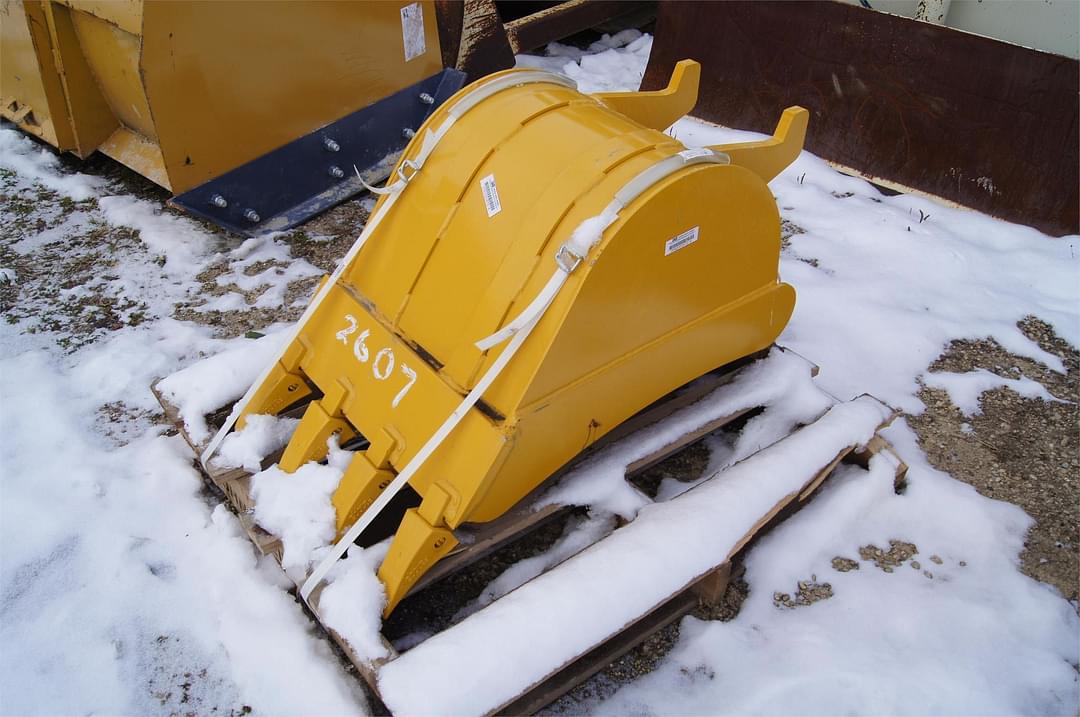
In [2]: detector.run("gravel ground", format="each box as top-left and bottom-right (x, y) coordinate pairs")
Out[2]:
(3, 137), (1076, 711)
(909, 317), (1079, 605)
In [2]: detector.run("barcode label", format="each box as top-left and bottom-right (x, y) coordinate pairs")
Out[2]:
(401, 3), (426, 62)
(664, 226), (699, 256)
(479, 174), (502, 217)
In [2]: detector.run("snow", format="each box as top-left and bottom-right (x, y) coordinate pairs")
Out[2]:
(0, 128), (102, 200)
(97, 195), (215, 278)
(156, 331), (289, 446)
(923, 367), (1065, 416)
(214, 413), (301, 473)
(318, 542), (393, 663)
(566, 207), (620, 257)
(2, 27), (1078, 717)
(1, 129), (367, 715)
(377, 397), (895, 716)
(541, 348), (834, 518)
(452, 512), (617, 623)
(250, 439), (352, 579)
(203, 234), (322, 311)
(516, 30), (652, 94)
(0, 351), (365, 716)
(585, 423), (1079, 717)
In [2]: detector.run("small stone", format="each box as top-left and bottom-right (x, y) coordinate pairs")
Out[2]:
(911, 561), (921, 570)
(832, 557), (860, 572)
(959, 561), (967, 567)
(923, 571), (933, 579)
(930, 555), (943, 565)
(883, 566), (893, 573)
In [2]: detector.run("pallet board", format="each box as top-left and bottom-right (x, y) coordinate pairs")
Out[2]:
(153, 348), (906, 714)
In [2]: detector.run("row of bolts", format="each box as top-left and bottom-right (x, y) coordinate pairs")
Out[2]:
(211, 92), (436, 224)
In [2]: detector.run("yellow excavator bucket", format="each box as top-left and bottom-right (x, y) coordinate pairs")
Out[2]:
(0, 0), (462, 234)
(205, 60), (808, 615)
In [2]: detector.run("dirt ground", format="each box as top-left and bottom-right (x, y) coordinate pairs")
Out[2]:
(910, 317), (1078, 604)
(2, 137), (1076, 712)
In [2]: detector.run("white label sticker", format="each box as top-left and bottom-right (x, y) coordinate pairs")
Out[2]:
(479, 174), (502, 217)
(664, 226), (699, 256)
(401, 3), (426, 62)
(678, 148), (714, 161)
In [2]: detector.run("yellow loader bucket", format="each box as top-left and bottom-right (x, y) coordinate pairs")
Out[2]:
(204, 61), (808, 615)
(1, 0), (462, 234)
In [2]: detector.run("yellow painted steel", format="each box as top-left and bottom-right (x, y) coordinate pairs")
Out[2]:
(1, 1), (73, 148)
(235, 62), (808, 615)
(1, 1), (443, 192)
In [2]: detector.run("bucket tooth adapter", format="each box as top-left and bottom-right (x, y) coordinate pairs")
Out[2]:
(1, 0), (464, 235)
(203, 60), (809, 615)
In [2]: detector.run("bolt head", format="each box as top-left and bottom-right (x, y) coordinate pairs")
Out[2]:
(402, 127), (416, 139)
(419, 92), (435, 105)
(323, 137), (340, 152)
(243, 209), (260, 223)
(329, 165), (345, 178)
(210, 194), (228, 208)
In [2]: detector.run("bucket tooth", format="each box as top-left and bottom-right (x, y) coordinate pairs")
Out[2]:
(332, 453), (395, 537)
(378, 507), (458, 616)
(278, 399), (357, 473)
(236, 360), (311, 430)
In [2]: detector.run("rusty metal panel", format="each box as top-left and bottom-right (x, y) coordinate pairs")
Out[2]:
(643, 0), (1079, 236)
(435, 0), (656, 82)
(434, 0), (516, 81)
(503, 0), (653, 53)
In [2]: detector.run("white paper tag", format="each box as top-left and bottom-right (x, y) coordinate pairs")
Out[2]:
(678, 148), (714, 161)
(664, 226), (699, 256)
(401, 3), (426, 62)
(479, 174), (502, 217)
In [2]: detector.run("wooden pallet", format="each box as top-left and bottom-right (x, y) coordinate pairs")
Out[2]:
(153, 348), (907, 715)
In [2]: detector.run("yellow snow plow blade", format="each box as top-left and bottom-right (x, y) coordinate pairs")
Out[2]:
(1, 0), (459, 234)
(209, 61), (808, 615)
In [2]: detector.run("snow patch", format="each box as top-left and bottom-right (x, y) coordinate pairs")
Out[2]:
(585, 421), (1080, 717)
(542, 348), (834, 517)
(923, 368), (1065, 416)
(0, 128), (103, 200)
(213, 413), (301, 473)
(156, 331), (289, 445)
(319, 542), (393, 663)
(516, 32), (653, 94)
(453, 512), (617, 623)
(250, 440), (351, 579)
(97, 195), (217, 278)
(202, 234), (322, 311)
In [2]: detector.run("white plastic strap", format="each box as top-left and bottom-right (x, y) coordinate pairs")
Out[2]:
(300, 146), (731, 603)
(354, 165), (404, 196)
(201, 70), (573, 467)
